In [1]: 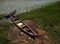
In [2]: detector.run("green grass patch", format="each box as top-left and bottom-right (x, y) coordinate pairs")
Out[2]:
(0, 14), (5, 20)
(17, 1), (60, 26)
(17, 1), (60, 44)
(0, 22), (11, 44)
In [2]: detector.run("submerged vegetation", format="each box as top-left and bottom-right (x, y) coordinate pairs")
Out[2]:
(0, 1), (60, 44)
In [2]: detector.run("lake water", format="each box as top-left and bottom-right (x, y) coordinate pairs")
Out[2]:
(0, 0), (59, 14)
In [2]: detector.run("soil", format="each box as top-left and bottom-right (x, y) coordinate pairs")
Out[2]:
(8, 20), (50, 44)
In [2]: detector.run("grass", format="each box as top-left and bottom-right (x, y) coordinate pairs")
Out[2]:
(0, 22), (12, 44)
(17, 1), (60, 44)
(0, 14), (5, 20)
(0, 1), (60, 44)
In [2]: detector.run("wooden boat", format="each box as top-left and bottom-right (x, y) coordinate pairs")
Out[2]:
(5, 10), (38, 40)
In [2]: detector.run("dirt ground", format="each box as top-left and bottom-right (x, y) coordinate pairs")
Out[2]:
(8, 20), (50, 44)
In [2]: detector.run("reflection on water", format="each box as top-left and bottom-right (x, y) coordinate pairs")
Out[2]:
(0, 0), (59, 14)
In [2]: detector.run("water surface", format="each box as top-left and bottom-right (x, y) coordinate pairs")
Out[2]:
(0, 0), (59, 14)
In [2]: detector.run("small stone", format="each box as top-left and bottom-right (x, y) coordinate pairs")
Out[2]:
(28, 37), (31, 39)
(21, 32), (24, 34)
(44, 36), (48, 38)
